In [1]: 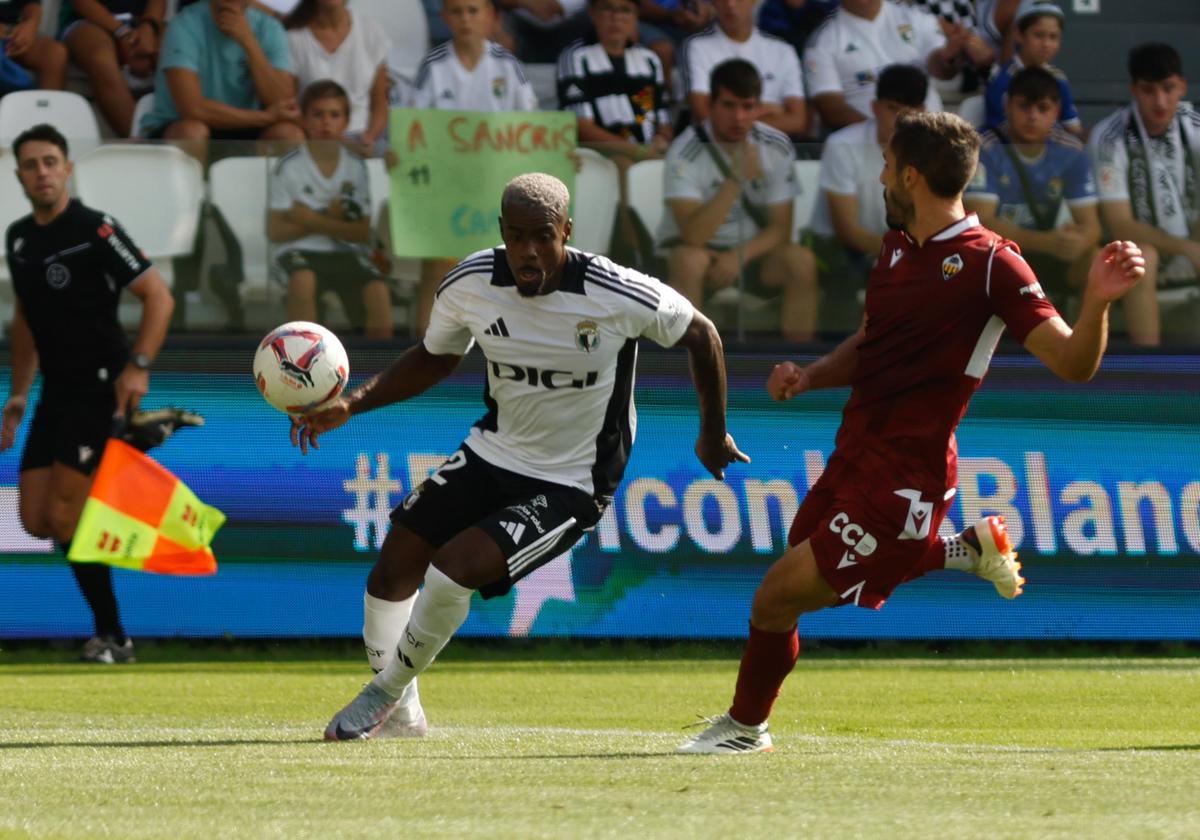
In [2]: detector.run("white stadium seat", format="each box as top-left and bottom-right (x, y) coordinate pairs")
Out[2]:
(355, 0), (428, 80)
(73, 145), (204, 264)
(957, 94), (985, 129)
(130, 92), (156, 139)
(0, 91), (101, 149)
(207, 156), (273, 306)
(792, 159), (822, 240)
(571, 148), (619, 255)
(624, 159), (666, 245)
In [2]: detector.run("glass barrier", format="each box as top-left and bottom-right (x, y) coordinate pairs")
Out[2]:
(2, 136), (1198, 347)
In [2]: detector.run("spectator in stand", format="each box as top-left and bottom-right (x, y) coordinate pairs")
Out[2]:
(1, 0), (67, 89)
(906, 0), (996, 89)
(975, 0), (1023, 62)
(499, 0), (590, 63)
(807, 64), (926, 331)
(559, 0), (672, 258)
(422, 0), (518, 52)
(983, 0), (1079, 136)
(268, 81), (391, 339)
(967, 66), (1160, 346)
(637, 0), (714, 45)
(284, 0), (390, 157)
(756, 0), (837, 56)
(1090, 43), (1200, 340)
(681, 0), (808, 138)
(660, 60), (818, 341)
(558, 0), (671, 161)
(408, 0), (537, 336)
(58, 0), (163, 137)
(803, 0), (964, 131)
(139, 0), (303, 154)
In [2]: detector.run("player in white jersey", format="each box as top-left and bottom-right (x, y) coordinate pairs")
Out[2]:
(294, 173), (749, 740)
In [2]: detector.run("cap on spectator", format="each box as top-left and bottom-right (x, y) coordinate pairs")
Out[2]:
(1015, 0), (1064, 27)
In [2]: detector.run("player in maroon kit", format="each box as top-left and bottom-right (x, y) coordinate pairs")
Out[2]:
(678, 110), (1147, 754)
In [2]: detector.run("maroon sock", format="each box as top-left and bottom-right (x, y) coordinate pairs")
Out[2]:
(728, 622), (800, 726)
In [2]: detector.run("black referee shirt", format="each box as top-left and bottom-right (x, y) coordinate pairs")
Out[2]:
(5, 199), (152, 382)
(557, 38), (669, 144)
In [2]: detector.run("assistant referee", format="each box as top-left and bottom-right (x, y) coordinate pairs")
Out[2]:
(1, 124), (174, 663)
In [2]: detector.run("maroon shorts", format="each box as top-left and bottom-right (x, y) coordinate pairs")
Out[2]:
(788, 457), (955, 610)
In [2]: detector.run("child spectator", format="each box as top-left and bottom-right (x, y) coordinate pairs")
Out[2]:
(1, 0), (67, 89)
(59, 0), (164, 136)
(983, 0), (1080, 135)
(285, 0), (391, 157)
(968, 66), (1159, 345)
(267, 80), (392, 339)
(408, 0), (537, 336)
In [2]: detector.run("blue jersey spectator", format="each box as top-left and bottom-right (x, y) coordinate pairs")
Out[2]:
(983, 0), (1080, 134)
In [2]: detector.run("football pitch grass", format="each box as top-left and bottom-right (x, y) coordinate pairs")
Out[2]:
(2, 644), (1198, 839)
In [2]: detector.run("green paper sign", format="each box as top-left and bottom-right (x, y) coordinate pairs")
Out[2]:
(387, 108), (577, 259)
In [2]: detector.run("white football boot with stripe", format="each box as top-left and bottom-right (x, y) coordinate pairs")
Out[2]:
(968, 515), (1025, 599)
(375, 679), (428, 738)
(676, 714), (773, 754)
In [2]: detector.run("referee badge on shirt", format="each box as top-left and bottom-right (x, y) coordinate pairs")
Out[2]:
(46, 262), (71, 290)
(898, 23), (914, 43)
(492, 76), (507, 99)
(575, 320), (600, 353)
(941, 253), (964, 282)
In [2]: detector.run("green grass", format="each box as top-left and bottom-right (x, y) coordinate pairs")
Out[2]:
(2, 648), (1198, 839)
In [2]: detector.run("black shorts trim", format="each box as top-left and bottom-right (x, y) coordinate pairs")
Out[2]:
(390, 446), (605, 599)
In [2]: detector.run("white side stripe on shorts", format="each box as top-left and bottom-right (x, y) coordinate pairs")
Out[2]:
(507, 518), (578, 578)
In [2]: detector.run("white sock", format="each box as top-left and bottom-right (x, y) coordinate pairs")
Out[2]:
(942, 534), (975, 571)
(373, 566), (472, 699)
(362, 591), (417, 674)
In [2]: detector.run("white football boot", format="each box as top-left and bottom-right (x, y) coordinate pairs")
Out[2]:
(375, 679), (428, 738)
(676, 714), (773, 754)
(968, 515), (1025, 599)
(324, 682), (400, 741)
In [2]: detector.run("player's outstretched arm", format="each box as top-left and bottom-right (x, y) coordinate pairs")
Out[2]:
(291, 343), (462, 455)
(675, 310), (750, 480)
(766, 323), (865, 401)
(1023, 241), (1146, 382)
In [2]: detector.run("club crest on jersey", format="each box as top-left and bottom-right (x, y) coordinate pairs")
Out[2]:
(897, 23), (914, 43)
(941, 253), (964, 282)
(492, 76), (507, 98)
(46, 262), (70, 290)
(575, 319), (600, 353)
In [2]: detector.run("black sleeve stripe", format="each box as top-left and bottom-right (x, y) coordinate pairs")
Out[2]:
(586, 261), (662, 301)
(436, 255), (493, 296)
(414, 45), (450, 88)
(585, 276), (660, 311)
(490, 46), (529, 84)
(585, 266), (661, 308)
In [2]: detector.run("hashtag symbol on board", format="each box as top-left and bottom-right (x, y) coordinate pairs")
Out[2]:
(341, 452), (402, 550)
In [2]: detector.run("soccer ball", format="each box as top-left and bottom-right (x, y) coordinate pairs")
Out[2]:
(253, 321), (350, 415)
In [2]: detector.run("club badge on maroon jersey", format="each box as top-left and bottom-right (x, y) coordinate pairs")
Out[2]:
(941, 253), (964, 281)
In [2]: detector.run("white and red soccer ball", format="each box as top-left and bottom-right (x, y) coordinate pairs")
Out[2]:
(253, 321), (349, 415)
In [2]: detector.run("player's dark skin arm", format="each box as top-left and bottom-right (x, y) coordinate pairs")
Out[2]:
(766, 323), (865, 400)
(291, 343), (462, 454)
(675, 310), (750, 479)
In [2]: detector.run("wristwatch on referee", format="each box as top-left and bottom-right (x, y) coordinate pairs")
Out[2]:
(131, 353), (153, 371)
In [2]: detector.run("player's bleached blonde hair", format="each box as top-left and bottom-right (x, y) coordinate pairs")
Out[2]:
(501, 173), (571, 221)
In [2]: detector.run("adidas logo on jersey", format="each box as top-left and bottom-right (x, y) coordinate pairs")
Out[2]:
(441, 88), (455, 100)
(500, 520), (526, 544)
(565, 83), (584, 98)
(484, 318), (510, 337)
(845, 42), (858, 52)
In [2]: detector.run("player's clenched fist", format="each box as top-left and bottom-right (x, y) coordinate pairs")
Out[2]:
(290, 398), (352, 455)
(766, 361), (810, 401)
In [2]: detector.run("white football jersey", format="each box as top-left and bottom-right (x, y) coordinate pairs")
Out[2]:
(811, 118), (888, 239)
(423, 247), (695, 496)
(268, 145), (371, 256)
(408, 40), (538, 112)
(804, 1), (945, 118)
(681, 25), (805, 106)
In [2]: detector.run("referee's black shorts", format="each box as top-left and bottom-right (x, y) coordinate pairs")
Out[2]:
(21, 380), (116, 476)
(391, 446), (607, 599)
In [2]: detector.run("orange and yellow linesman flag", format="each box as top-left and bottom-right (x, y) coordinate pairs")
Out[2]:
(68, 439), (225, 575)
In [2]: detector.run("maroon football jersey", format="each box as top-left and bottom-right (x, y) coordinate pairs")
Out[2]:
(833, 214), (1059, 494)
